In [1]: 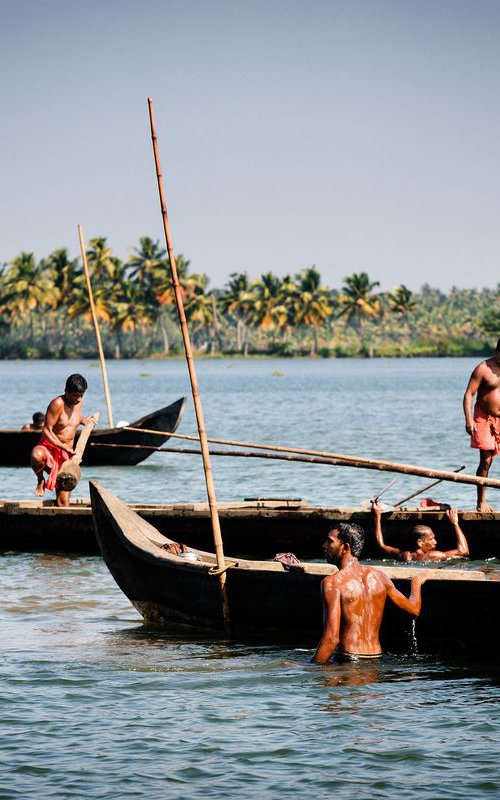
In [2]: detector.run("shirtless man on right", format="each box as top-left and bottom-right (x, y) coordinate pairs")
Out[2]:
(313, 522), (427, 664)
(463, 338), (500, 511)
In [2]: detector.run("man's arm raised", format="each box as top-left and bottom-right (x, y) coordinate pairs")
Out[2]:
(441, 508), (469, 558)
(372, 501), (403, 558)
(383, 572), (427, 617)
(312, 575), (341, 664)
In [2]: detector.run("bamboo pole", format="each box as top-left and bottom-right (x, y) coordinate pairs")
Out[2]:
(393, 466), (466, 507)
(77, 225), (114, 428)
(122, 426), (500, 489)
(91, 441), (500, 490)
(147, 98), (230, 633)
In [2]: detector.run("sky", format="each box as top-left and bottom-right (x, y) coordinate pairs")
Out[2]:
(1, 0), (499, 292)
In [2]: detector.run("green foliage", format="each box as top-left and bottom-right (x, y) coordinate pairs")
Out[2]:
(0, 240), (498, 358)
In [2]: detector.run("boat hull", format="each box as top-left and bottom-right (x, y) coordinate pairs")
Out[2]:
(1, 497), (500, 559)
(90, 481), (500, 652)
(0, 397), (186, 467)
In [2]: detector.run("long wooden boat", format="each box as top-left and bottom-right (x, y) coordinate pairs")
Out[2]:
(1, 493), (500, 559)
(89, 481), (500, 651)
(0, 397), (186, 467)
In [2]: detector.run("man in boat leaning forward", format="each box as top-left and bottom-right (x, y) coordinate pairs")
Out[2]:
(313, 522), (427, 664)
(372, 502), (469, 561)
(30, 374), (94, 507)
(463, 338), (500, 512)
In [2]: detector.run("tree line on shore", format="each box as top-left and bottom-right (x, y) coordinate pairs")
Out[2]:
(0, 237), (499, 359)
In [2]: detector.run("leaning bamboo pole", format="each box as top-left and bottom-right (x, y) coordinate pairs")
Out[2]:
(123, 426), (500, 490)
(147, 98), (230, 633)
(393, 466), (466, 507)
(91, 441), (500, 490)
(77, 225), (114, 428)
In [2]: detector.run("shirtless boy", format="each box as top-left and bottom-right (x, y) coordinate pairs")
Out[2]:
(313, 522), (426, 664)
(463, 338), (500, 511)
(372, 502), (469, 561)
(30, 374), (93, 507)
(21, 412), (45, 431)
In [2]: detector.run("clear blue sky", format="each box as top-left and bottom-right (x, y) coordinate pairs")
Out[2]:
(1, 0), (499, 291)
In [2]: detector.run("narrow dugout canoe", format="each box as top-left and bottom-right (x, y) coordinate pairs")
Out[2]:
(1, 495), (500, 559)
(89, 481), (499, 652)
(0, 397), (186, 467)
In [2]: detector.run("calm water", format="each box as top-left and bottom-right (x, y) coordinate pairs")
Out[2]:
(1, 359), (499, 799)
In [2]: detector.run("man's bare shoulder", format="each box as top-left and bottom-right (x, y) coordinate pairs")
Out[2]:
(321, 570), (341, 589)
(472, 360), (490, 376)
(361, 563), (387, 580)
(47, 396), (64, 412)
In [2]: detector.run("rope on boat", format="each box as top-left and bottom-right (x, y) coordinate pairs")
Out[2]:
(208, 562), (238, 576)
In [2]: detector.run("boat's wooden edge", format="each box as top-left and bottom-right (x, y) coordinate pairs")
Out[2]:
(4, 496), (500, 521)
(90, 482), (489, 583)
(130, 396), (186, 430)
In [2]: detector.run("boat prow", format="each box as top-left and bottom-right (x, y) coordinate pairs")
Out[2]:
(0, 397), (186, 467)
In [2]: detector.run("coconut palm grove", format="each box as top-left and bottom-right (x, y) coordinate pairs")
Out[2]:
(1, 236), (499, 359)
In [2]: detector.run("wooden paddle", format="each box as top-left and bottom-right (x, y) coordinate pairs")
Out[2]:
(56, 413), (100, 492)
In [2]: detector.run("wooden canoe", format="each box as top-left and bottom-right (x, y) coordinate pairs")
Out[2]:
(1, 494), (500, 559)
(0, 397), (186, 467)
(89, 481), (499, 651)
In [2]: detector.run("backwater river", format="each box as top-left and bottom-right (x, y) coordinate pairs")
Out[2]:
(0, 358), (499, 798)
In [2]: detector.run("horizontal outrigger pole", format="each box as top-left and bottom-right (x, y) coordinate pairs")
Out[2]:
(93, 439), (500, 490)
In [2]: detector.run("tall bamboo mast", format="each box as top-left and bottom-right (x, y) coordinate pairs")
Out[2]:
(77, 224), (114, 428)
(147, 98), (230, 633)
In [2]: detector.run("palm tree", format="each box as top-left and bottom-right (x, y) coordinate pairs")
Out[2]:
(109, 279), (151, 358)
(127, 237), (166, 297)
(388, 285), (417, 315)
(152, 253), (192, 354)
(1, 252), (58, 344)
(184, 273), (215, 352)
(247, 272), (283, 342)
(292, 266), (333, 354)
(86, 237), (119, 285)
(338, 272), (381, 331)
(221, 272), (252, 352)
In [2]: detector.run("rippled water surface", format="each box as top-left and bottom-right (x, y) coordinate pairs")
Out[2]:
(1, 359), (499, 798)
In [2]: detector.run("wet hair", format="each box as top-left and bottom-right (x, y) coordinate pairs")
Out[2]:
(32, 412), (45, 425)
(65, 374), (88, 394)
(411, 525), (433, 547)
(337, 522), (365, 557)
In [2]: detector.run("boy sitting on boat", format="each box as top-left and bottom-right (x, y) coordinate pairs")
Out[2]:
(21, 412), (45, 431)
(30, 374), (95, 507)
(372, 501), (469, 561)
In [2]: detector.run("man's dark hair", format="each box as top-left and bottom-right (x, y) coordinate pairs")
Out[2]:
(32, 412), (45, 425)
(496, 337), (500, 352)
(337, 522), (365, 557)
(411, 525), (432, 547)
(65, 374), (88, 394)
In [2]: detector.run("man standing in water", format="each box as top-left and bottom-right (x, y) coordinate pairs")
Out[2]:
(463, 338), (500, 511)
(30, 374), (93, 507)
(313, 522), (426, 664)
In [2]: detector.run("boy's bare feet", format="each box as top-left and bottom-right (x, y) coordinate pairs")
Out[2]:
(34, 476), (45, 496)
